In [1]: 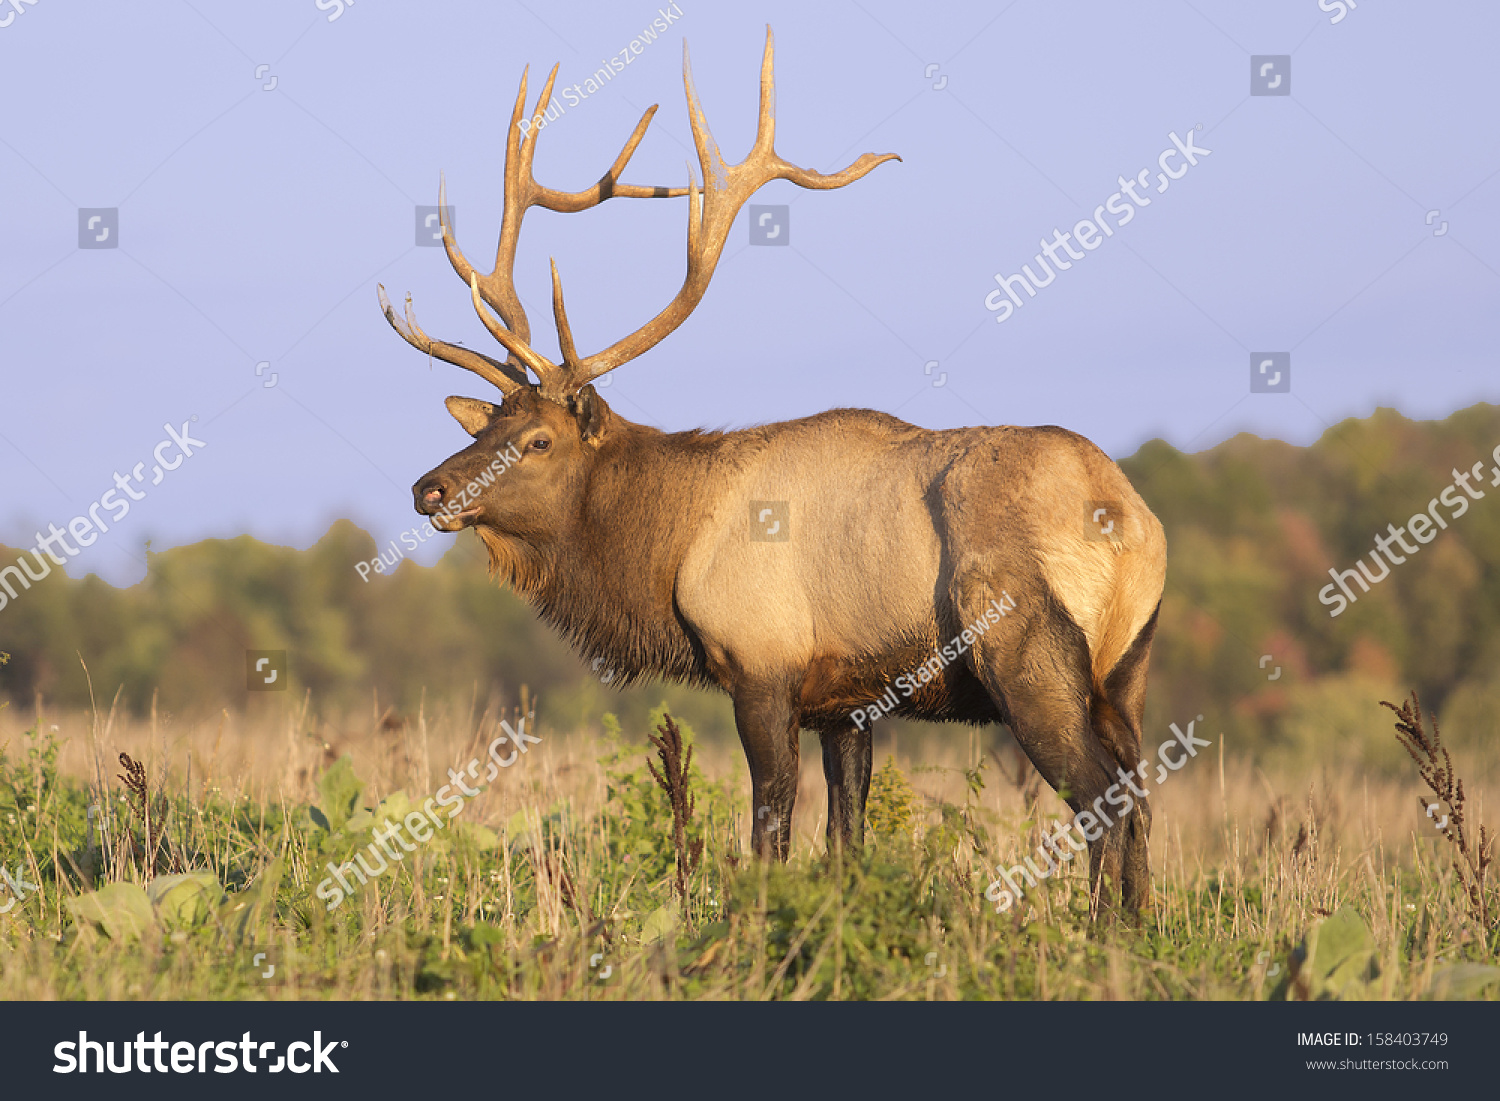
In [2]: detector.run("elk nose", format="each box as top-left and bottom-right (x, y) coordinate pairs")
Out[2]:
(414, 478), (447, 514)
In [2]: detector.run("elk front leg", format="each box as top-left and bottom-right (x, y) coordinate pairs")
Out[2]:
(733, 680), (800, 861)
(819, 721), (872, 855)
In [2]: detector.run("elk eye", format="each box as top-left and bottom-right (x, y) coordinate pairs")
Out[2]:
(529, 437), (551, 451)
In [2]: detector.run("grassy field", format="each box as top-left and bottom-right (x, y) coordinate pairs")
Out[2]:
(0, 688), (1494, 1001)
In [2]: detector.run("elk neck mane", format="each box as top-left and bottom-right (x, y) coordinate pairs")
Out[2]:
(476, 415), (735, 689)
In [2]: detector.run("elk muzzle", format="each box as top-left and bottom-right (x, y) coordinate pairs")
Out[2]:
(413, 475), (479, 532)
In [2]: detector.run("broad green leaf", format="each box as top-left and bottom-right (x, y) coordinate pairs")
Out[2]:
(641, 905), (678, 945)
(503, 801), (569, 854)
(505, 809), (535, 851)
(147, 872), (224, 931)
(218, 857), (284, 947)
(1427, 963), (1500, 1000)
(1023, 922), (1065, 945)
(314, 755), (362, 833)
(375, 790), (415, 823)
(347, 790), (415, 837)
(1286, 906), (1378, 1000)
(452, 821), (499, 850)
(67, 883), (155, 940)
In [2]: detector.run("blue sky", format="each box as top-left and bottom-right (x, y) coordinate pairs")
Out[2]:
(2, 0), (1497, 586)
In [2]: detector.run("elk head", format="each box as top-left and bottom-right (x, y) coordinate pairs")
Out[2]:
(384, 28), (898, 554)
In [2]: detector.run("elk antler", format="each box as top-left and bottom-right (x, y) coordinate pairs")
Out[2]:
(381, 26), (900, 403)
(379, 61), (687, 396)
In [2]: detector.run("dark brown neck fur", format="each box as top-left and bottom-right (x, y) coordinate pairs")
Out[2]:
(479, 415), (730, 688)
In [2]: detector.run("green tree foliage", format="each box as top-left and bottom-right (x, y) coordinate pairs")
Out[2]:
(0, 522), (585, 720)
(1123, 402), (1500, 773)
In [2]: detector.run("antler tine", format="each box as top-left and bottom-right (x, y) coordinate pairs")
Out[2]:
(438, 63), (688, 395)
(377, 284), (529, 394)
(535, 103), (692, 211)
(466, 64), (553, 346)
(684, 41), (728, 196)
(560, 26), (900, 392)
(433, 63), (535, 334)
(519, 63), (561, 185)
(429, 67), (541, 387)
(754, 25), (776, 155)
(435, 175), (475, 310)
(549, 259), (583, 375)
(468, 274), (558, 382)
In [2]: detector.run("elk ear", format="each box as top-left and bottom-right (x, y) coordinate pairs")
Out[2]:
(445, 396), (497, 437)
(572, 385), (609, 445)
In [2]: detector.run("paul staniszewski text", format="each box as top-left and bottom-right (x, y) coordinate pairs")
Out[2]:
(851, 592), (1016, 731)
(517, 4), (684, 138)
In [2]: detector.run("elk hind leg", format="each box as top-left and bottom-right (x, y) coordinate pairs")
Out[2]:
(970, 595), (1133, 916)
(1091, 604), (1160, 916)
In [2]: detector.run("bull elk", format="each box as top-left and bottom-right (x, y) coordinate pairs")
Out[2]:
(380, 29), (1167, 915)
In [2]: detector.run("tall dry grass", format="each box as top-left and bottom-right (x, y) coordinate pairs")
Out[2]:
(0, 693), (1493, 1000)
